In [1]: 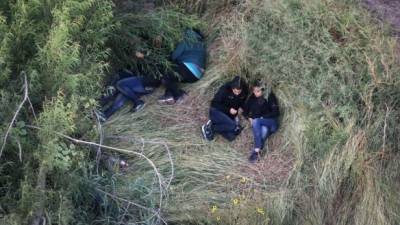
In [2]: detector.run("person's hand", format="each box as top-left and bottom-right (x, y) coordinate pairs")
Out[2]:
(153, 35), (162, 48)
(238, 107), (243, 115)
(135, 51), (145, 59)
(230, 108), (238, 115)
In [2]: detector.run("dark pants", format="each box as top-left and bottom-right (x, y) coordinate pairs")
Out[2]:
(252, 118), (278, 149)
(163, 62), (198, 99)
(209, 107), (237, 141)
(104, 77), (147, 118)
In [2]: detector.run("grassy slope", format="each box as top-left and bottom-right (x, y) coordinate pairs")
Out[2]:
(102, 0), (400, 224)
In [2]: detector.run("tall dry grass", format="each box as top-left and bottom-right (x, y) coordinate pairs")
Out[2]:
(96, 0), (400, 224)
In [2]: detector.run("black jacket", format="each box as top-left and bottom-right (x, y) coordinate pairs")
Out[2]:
(243, 91), (280, 120)
(211, 77), (248, 119)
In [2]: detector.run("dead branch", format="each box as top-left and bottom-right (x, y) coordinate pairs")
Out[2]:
(26, 125), (166, 211)
(0, 73), (28, 158)
(105, 135), (175, 189)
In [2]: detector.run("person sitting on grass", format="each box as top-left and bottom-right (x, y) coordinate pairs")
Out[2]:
(97, 69), (161, 121)
(158, 28), (207, 104)
(201, 76), (248, 142)
(243, 80), (280, 163)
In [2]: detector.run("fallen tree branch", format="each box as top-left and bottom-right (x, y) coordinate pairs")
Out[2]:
(106, 135), (175, 189)
(95, 188), (167, 225)
(0, 73), (28, 158)
(25, 125), (166, 212)
(93, 110), (105, 174)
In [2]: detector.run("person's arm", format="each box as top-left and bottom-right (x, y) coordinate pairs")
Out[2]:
(243, 98), (254, 125)
(171, 42), (185, 62)
(211, 86), (230, 115)
(263, 92), (280, 118)
(242, 97), (250, 118)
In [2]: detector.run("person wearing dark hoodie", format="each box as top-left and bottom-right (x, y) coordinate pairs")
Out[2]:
(201, 76), (248, 141)
(158, 29), (207, 104)
(243, 80), (280, 163)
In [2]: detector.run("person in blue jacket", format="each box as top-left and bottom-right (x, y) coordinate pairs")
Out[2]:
(243, 80), (280, 163)
(158, 29), (207, 104)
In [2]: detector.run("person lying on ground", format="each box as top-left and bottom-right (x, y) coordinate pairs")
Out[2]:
(97, 70), (161, 121)
(243, 80), (280, 163)
(99, 68), (137, 107)
(201, 76), (248, 141)
(158, 28), (207, 104)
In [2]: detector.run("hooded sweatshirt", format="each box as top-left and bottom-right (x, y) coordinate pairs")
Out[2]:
(171, 29), (206, 78)
(211, 76), (248, 119)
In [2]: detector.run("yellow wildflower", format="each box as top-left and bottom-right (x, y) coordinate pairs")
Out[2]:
(240, 177), (247, 183)
(211, 205), (217, 214)
(256, 207), (265, 215)
(232, 198), (239, 205)
(216, 216), (221, 221)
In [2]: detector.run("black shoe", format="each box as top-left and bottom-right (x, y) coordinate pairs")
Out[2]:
(248, 151), (259, 163)
(202, 120), (214, 141)
(131, 101), (145, 112)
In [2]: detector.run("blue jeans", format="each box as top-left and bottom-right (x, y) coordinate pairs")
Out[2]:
(209, 107), (237, 141)
(104, 77), (147, 118)
(116, 77), (148, 105)
(252, 118), (279, 149)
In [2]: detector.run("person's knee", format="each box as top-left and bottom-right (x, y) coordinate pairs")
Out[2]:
(261, 126), (269, 138)
(224, 133), (237, 142)
(252, 118), (261, 128)
(116, 80), (125, 90)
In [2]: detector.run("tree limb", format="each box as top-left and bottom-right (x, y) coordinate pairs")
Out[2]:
(0, 73), (28, 158)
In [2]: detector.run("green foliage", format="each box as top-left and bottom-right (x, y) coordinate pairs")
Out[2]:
(33, 0), (113, 101)
(0, 0), (114, 223)
(108, 7), (204, 78)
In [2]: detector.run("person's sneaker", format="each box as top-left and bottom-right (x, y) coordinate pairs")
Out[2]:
(201, 120), (214, 141)
(158, 95), (175, 104)
(248, 151), (259, 163)
(131, 101), (145, 112)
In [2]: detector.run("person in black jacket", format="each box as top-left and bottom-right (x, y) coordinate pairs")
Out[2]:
(243, 80), (280, 163)
(158, 29), (207, 104)
(201, 76), (248, 141)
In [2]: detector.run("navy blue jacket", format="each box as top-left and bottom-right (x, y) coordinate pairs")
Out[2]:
(171, 30), (206, 70)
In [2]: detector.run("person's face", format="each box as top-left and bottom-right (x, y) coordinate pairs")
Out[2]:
(253, 86), (263, 97)
(232, 88), (242, 96)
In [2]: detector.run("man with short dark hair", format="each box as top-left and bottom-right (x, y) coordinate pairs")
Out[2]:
(201, 76), (248, 141)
